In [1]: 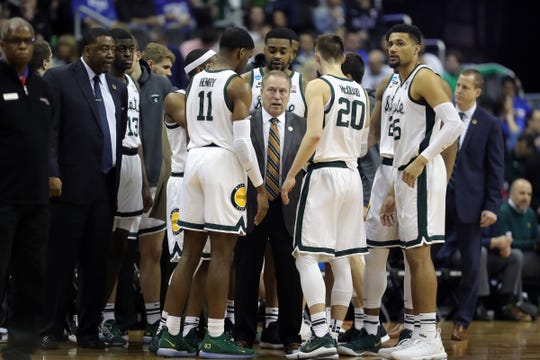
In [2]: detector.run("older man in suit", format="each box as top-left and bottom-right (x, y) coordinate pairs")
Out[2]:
(40, 28), (127, 349)
(445, 68), (504, 341)
(234, 70), (306, 355)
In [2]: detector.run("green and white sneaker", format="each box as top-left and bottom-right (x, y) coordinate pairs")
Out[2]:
(157, 327), (197, 358)
(148, 328), (162, 354)
(143, 320), (159, 344)
(338, 326), (386, 356)
(199, 332), (255, 358)
(99, 319), (127, 346)
(297, 332), (337, 359)
(184, 327), (201, 350)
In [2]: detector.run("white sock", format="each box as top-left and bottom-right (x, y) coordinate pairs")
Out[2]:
(311, 311), (328, 338)
(183, 316), (200, 337)
(208, 318), (224, 337)
(265, 307), (279, 327)
(102, 303), (115, 322)
(145, 302), (161, 325)
(354, 307), (364, 330)
(404, 313), (415, 331)
(166, 315), (182, 336)
(226, 300), (235, 324)
(158, 310), (168, 333)
(329, 319), (343, 339)
(364, 314), (380, 335)
(419, 312), (437, 339)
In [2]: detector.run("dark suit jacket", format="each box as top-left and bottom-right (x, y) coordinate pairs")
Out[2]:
(246, 109), (307, 235)
(45, 59), (127, 205)
(448, 105), (505, 223)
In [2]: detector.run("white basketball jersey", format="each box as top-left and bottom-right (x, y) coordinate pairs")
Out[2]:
(249, 67), (306, 117)
(379, 73), (401, 159)
(123, 74), (141, 148)
(312, 75), (369, 169)
(186, 69), (237, 151)
(165, 89), (188, 173)
(390, 65), (441, 169)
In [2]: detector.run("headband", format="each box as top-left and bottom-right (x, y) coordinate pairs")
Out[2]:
(184, 49), (216, 75)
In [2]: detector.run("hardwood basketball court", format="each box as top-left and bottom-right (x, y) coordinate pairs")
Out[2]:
(8, 320), (538, 359)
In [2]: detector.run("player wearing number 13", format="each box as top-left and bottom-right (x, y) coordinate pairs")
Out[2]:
(281, 33), (370, 358)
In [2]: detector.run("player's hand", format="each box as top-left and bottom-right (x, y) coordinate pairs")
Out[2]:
(49, 177), (62, 198)
(402, 155), (427, 188)
(254, 188), (269, 225)
(281, 176), (296, 206)
(142, 184), (153, 212)
(380, 193), (396, 227)
(479, 210), (497, 228)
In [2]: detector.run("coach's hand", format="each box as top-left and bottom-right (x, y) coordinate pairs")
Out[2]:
(254, 186), (269, 225)
(49, 177), (62, 198)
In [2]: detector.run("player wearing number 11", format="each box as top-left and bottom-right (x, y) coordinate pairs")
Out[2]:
(281, 33), (370, 359)
(156, 27), (268, 358)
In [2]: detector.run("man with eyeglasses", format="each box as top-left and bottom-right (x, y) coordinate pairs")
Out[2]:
(0, 17), (53, 360)
(39, 27), (128, 350)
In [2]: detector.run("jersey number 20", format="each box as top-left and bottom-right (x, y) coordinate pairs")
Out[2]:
(336, 98), (365, 130)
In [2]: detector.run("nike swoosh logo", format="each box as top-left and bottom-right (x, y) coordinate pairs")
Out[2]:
(163, 338), (175, 348)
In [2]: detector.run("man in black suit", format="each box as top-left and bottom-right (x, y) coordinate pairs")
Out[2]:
(234, 70), (306, 355)
(0, 17), (54, 360)
(444, 68), (504, 341)
(40, 28), (128, 349)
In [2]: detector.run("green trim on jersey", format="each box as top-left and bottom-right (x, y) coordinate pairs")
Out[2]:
(223, 74), (237, 113)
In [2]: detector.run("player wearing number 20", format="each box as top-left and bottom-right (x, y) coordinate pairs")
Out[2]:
(281, 33), (370, 358)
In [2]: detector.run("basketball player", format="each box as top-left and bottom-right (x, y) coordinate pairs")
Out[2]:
(243, 27), (307, 117)
(98, 28), (152, 347)
(281, 33), (370, 359)
(378, 24), (463, 360)
(156, 27), (268, 358)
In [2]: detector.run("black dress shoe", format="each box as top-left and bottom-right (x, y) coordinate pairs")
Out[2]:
(77, 337), (107, 349)
(40, 335), (60, 350)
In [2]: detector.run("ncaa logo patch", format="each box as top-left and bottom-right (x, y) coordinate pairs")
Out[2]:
(170, 208), (181, 235)
(231, 184), (247, 211)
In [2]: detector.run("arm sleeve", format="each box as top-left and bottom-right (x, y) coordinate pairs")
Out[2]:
(232, 119), (264, 188)
(420, 102), (464, 161)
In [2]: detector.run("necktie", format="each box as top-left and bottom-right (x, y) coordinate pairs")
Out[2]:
(93, 75), (113, 174)
(449, 112), (466, 189)
(265, 118), (280, 201)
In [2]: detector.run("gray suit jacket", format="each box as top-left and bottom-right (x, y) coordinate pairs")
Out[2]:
(246, 109), (307, 235)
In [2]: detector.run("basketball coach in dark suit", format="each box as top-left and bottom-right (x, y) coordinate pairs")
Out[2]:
(234, 70), (305, 354)
(445, 69), (504, 341)
(40, 28), (127, 349)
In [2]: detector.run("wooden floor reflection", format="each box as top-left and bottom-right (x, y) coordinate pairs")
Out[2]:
(22, 320), (540, 359)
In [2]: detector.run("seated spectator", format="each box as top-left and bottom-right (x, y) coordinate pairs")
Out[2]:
(292, 31), (315, 71)
(481, 225), (529, 321)
(525, 109), (540, 150)
(498, 76), (533, 149)
(312, 0), (345, 34)
(442, 48), (463, 93)
(344, 0), (385, 50)
(498, 179), (540, 287)
(51, 34), (78, 67)
(505, 133), (536, 187)
(361, 48), (392, 90)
